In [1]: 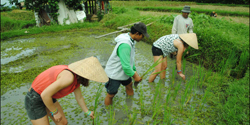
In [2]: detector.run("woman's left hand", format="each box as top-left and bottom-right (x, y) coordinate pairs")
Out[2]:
(178, 73), (185, 80)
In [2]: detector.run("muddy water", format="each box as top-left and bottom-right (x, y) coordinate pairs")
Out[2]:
(1, 30), (207, 125)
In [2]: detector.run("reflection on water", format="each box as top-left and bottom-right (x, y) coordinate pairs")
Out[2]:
(1, 48), (36, 65)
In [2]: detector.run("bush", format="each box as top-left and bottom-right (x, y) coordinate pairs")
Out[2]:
(1, 15), (36, 32)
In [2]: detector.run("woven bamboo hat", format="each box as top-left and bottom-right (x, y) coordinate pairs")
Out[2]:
(68, 56), (108, 83)
(179, 33), (198, 49)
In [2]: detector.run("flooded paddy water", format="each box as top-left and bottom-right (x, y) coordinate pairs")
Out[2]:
(1, 29), (212, 125)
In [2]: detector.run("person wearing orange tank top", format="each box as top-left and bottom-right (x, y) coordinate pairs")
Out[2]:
(24, 56), (108, 125)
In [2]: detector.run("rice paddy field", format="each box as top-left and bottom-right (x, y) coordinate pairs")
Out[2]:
(1, 1), (249, 125)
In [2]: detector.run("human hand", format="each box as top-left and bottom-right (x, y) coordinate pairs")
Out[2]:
(53, 112), (62, 122)
(178, 73), (185, 80)
(89, 111), (95, 119)
(85, 111), (95, 119)
(133, 72), (142, 82)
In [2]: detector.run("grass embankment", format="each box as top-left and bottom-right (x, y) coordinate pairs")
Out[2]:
(1, 10), (36, 32)
(135, 6), (249, 17)
(0, 9), (101, 40)
(110, 1), (249, 17)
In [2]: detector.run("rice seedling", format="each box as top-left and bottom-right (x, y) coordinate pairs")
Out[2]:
(135, 56), (165, 88)
(93, 84), (103, 125)
(129, 110), (138, 125)
(182, 59), (186, 74)
(199, 86), (211, 112)
(152, 81), (160, 119)
(171, 65), (176, 86)
(187, 102), (196, 125)
(139, 86), (145, 115)
(220, 50), (238, 76)
(233, 51), (249, 78)
(163, 88), (174, 124)
(108, 105), (116, 125)
(172, 81), (182, 101)
(180, 76), (194, 112)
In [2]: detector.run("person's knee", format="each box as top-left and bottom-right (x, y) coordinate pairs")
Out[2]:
(162, 65), (167, 70)
(57, 118), (68, 125)
(107, 93), (115, 98)
(125, 82), (133, 88)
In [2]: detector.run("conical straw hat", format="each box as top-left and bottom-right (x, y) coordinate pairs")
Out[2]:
(68, 56), (108, 83)
(179, 33), (198, 49)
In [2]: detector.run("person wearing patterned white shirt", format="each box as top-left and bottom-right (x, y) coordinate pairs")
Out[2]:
(148, 33), (198, 82)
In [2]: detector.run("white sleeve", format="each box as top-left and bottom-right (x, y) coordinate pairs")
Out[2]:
(172, 17), (178, 34)
(188, 19), (194, 33)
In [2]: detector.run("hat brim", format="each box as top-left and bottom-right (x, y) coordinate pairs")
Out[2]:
(179, 33), (198, 49)
(68, 56), (109, 83)
(143, 33), (149, 38)
(182, 10), (191, 13)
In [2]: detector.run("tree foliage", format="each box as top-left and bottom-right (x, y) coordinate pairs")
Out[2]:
(22, 0), (85, 22)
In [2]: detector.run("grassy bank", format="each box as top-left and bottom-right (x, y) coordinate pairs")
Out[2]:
(135, 6), (249, 17)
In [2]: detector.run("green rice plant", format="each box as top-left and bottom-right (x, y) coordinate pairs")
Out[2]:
(171, 66), (176, 86)
(197, 64), (205, 89)
(129, 110), (138, 125)
(232, 51), (249, 78)
(187, 102), (196, 125)
(139, 87), (145, 115)
(142, 56), (164, 79)
(172, 81), (182, 101)
(220, 49), (238, 76)
(182, 59), (186, 74)
(152, 80), (166, 120)
(199, 86), (211, 111)
(180, 76), (195, 112)
(108, 105), (116, 125)
(152, 81), (160, 118)
(163, 88), (175, 124)
(153, 119), (161, 125)
(93, 84), (103, 125)
(135, 56), (165, 88)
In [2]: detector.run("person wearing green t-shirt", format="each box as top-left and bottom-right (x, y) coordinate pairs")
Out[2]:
(104, 22), (149, 106)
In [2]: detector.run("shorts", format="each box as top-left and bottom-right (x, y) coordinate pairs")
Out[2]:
(105, 77), (132, 94)
(152, 45), (163, 56)
(24, 88), (57, 120)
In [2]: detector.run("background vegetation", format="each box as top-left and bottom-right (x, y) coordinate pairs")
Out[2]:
(1, 1), (249, 124)
(113, 0), (249, 5)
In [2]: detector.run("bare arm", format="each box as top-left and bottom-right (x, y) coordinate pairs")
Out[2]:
(174, 39), (185, 80)
(40, 70), (74, 121)
(41, 70), (74, 113)
(74, 87), (94, 119)
(175, 40), (184, 71)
